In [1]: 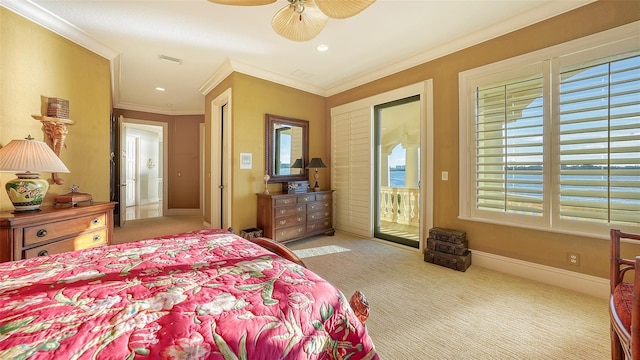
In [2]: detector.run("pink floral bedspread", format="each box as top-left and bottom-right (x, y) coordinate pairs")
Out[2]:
(0, 229), (378, 359)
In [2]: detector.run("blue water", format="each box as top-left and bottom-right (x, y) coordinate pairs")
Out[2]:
(391, 170), (639, 205)
(390, 171), (405, 187)
(502, 173), (640, 205)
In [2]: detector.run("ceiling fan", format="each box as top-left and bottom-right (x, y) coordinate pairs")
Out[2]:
(207, 0), (376, 41)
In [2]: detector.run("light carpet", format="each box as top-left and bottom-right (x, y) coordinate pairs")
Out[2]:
(288, 233), (610, 360)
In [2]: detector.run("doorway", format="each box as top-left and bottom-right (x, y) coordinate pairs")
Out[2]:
(374, 95), (421, 247)
(119, 119), (167, 222)
(210, 89), (232, 229)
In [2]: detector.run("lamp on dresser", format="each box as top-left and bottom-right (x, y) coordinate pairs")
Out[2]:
(306, 157), (327, 192)
(0, 135), (69, 212)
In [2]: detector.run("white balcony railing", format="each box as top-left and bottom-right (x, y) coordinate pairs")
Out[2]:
(380, 187), (420, 227)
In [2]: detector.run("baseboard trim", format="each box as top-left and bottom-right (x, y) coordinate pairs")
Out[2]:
(164, 208), (201, 216)
(470, 249), (609, 299)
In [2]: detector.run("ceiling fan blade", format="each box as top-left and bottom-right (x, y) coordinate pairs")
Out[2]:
(314, 0), (375, 19)
(207, 0), (276, 5)
(271, 0), (328, 42)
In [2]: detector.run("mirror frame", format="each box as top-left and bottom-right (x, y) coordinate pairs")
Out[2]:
(265, 114), (309, 183)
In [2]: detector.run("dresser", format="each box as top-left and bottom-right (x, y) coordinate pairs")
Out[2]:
(257, 190), (334, 243)
(0, 202), (115, 263)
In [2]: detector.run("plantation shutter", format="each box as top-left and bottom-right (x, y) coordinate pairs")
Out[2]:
(331, 107), (372, 237)
(475, 73), (545, 215)
(558, 53), (640, 226)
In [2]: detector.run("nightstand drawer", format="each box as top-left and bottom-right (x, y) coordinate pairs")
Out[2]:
(24, 229), (107, 259)
(24, 213), (107, 246)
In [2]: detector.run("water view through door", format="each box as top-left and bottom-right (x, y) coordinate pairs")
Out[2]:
(374, 95), (421, 247)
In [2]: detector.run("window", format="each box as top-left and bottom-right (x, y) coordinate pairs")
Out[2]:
(460, 23), (640, 235)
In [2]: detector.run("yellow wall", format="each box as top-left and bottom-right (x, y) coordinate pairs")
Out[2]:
(0, 8), (111, 211)
(327, 0), (640, 278)
(205, 73), (327, 232)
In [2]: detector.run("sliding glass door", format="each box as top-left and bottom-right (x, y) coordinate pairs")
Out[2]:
(374, 95), (421, 247)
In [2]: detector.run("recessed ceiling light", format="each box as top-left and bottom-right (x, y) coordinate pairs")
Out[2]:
(155, 87), (165, 92)
(316, 44), (329, 52)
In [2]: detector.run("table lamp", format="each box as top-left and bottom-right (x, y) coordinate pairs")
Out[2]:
(0, 135), (70, 212)
(290, 158), (303, 175)
(306, 157), (327, 192)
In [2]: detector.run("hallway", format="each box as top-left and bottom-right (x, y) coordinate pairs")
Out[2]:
(126, 201), (162, 220)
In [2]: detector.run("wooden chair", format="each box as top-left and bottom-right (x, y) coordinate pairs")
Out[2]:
(610, 229), (640, 359)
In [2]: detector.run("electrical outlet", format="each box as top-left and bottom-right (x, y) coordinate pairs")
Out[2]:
(568, 252), (580, 266)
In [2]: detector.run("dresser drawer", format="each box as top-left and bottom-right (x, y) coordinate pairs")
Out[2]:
(274, 213), (306, 229)
(24, 213), (107, 246)
(24, 229), (107, 259)
(307, 219), (332, 233)
(307, 209), (330, 222)
(296, 194), (315, 203)
(274, 204), (306, 218)
(314, 193), (332, 201)
(274, 197), (297, 206)
(307, 200), (330, 212)
(274, 225), (306, 242)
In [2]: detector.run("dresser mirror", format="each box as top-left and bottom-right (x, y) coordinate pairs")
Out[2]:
(265, 114), (308, 183)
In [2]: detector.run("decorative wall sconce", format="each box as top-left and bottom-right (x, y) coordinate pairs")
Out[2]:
(147, 158), (155, 169)
(32, 96), (75, 185)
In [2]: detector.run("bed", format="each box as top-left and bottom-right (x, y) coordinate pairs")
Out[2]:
(0, 228), (378, 359)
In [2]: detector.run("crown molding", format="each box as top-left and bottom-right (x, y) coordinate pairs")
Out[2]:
(200, 58), (327, 97)
(6, 0), (597, 109)
(323, 0), (597, 96)
(1, 0), (119, 60)
(114, 102), (204, 117)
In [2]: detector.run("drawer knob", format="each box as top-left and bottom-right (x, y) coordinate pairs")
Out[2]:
(36, 229), (47, 237)
(37, 250), (49, 257)
(92, 218), (101, 225)
(93, 234), (102, 242)
(279, 220), (287, 225)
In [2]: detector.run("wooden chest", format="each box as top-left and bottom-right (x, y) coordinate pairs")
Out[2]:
(424, 249), (472, 272)
(428, 227), (466, 244)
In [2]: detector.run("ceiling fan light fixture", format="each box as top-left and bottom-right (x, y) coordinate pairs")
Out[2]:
(272, 0), (327, 42)
(207, 0), (276, 6)
(314, 0), (375, 19)
(208, 0), (375, 42)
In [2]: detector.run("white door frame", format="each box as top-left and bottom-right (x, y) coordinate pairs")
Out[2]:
(120, 116), (169, 218)
(210, 88), (233, 229)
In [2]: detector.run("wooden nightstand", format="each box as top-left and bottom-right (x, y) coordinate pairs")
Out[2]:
(0, 202), (115, 263)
